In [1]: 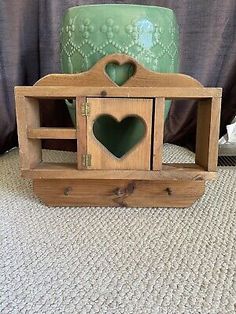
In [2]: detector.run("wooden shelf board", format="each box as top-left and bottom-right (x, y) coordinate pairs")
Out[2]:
(22, 162), (216, 180)
(27, 127), (77, 139)
(15, 86), (222, 99)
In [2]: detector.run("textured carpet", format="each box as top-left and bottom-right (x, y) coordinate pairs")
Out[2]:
(0, 145), (236, 314)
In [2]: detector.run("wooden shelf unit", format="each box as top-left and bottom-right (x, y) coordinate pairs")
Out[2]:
(15, 54), (222, 207)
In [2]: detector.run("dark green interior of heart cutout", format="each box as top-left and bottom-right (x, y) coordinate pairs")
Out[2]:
(93, 115), (146, 159)
(105, 62), (135, 86)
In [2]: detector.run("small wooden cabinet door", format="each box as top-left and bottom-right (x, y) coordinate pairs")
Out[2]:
(86, 97), (153, 170)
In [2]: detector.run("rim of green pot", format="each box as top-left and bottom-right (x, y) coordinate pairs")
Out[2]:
(67, 4), (173, 14)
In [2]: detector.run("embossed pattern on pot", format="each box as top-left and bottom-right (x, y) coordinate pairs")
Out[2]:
(60, 4), (179, 123)
(60, 5), (179, 73)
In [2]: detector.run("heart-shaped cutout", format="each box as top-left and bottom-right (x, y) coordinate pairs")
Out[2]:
(93, 115), (146, 159)
(105, 62), (135, 86)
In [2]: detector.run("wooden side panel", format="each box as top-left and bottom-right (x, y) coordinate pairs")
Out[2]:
(33, 179), (205, 208)
(76, 97), (87, 169)
(195, 98), (221, 171)
(153, 97), (165, 170)
(87, 98), (153, 170)
(15, 95), (42, 170)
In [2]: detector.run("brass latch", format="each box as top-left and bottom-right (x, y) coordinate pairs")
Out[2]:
(81, 102), (90, 116)
(82, 154), (92, 167)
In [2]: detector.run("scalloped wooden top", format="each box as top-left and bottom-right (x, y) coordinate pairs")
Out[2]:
(35, 54), (203, 88)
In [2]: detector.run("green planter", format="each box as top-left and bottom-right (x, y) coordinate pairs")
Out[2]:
(60, 4), (179, 157)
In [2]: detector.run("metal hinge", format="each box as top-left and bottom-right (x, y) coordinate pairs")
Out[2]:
(82, 154), (92, 167)
(81, 102), (90, 116)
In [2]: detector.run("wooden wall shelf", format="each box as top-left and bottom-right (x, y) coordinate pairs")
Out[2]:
(15, 54), (222, 208)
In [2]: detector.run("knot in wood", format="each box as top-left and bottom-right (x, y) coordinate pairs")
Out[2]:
(100, 90), (107, 97)
(64, 186), (72, 196)
(165, 187), (172, 196)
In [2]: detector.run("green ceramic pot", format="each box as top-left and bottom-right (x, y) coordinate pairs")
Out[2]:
(60, 4), (179, 158)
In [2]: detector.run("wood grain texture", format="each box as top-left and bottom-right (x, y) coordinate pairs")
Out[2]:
(27, 127), (76, 139)
(76, 97), (87, 169)
(34, 54), (204, 88)
(22, 163), (216, 180)
(195, 98), (221, 171)
(153, 98), (165, 170)
(87, 98), (153, 170)
(33, 178), (205, 208)
(15, 86), (222, 99)
(15, 95), (42, 170)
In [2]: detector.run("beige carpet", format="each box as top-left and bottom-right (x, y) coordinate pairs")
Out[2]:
(0, 145), (235, 314)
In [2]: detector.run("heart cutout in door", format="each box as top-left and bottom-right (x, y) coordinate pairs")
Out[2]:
(105, 62), (135, 86)
(93, 115), (146, 159)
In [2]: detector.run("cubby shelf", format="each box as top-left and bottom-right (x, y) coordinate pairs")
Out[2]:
(15, 53), (222, 207)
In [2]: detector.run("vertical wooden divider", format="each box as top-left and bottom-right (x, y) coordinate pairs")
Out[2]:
(195, 97), (221, 171)
(76, 96), (87, 169)
(15, 95), (42, 170)
(153, 97), (165, 170)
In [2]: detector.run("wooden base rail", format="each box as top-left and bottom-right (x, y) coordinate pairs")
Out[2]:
(22, 163), (216, 181)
